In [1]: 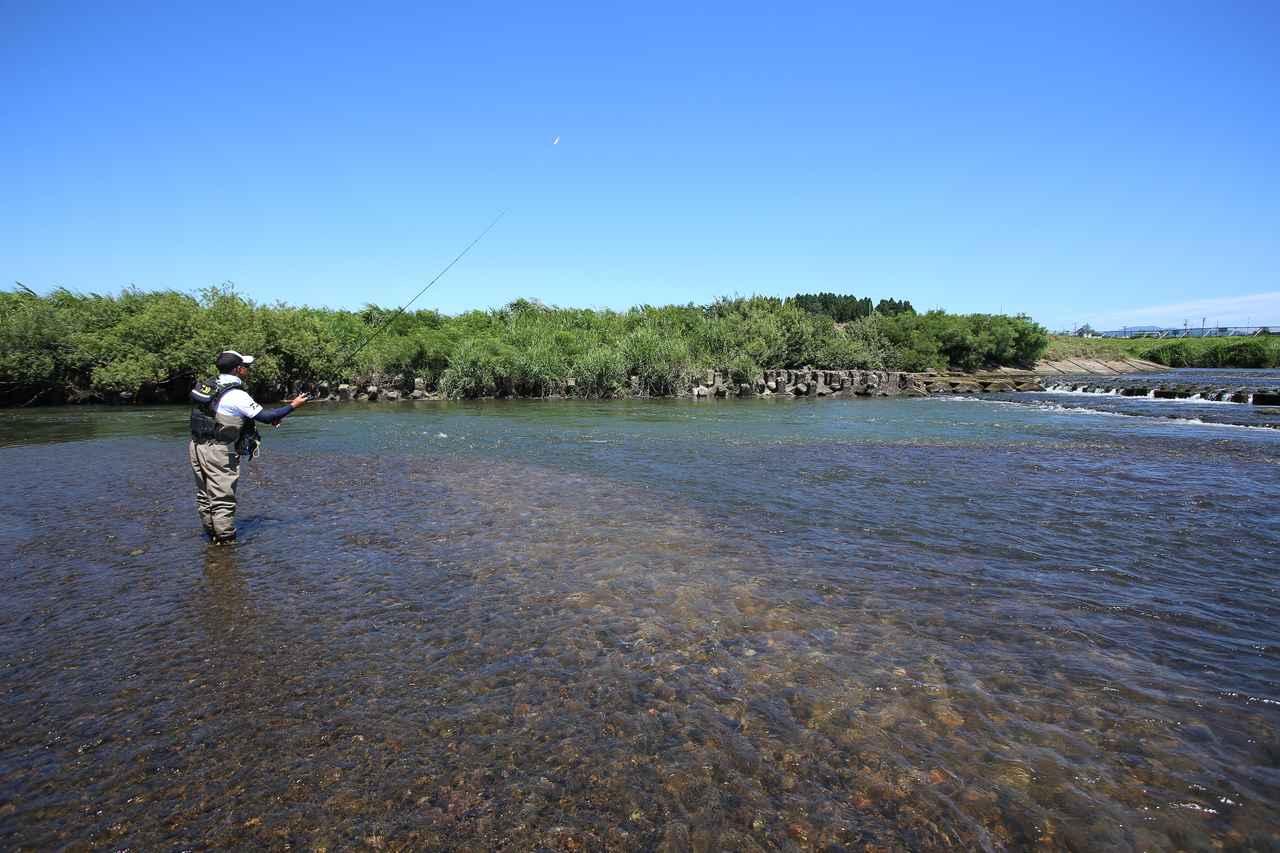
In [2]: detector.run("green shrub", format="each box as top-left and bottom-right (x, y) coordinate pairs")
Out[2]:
(1147, 341), (1194, 367)
(881, 311), (1048, 371)
(723, 353), (758, 387)
(620, 327), (690, 395)
(0, 285), (1060, 402)
(0, 290), (65, 390)
(815, 318), (894, 370)
(572, 347), (626, 398)
(1207, 339), (1270, 368)
(509, 342), (569, 397)
(439, 338), (500, 399)
(1049, 334), (1280, 368)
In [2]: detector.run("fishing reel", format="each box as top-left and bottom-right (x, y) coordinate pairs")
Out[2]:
(235, 427), (262, 460)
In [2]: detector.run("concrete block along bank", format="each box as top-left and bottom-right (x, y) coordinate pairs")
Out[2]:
(303, 369), (1049, 402)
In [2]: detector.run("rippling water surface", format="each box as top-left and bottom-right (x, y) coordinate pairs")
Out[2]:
(1025, 368), (1280, 429)
(1, 398), (1278, 850)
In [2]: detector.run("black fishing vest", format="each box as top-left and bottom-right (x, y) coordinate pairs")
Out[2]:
(189, 376), (248, 443)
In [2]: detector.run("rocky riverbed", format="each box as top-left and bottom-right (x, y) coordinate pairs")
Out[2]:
(3, 400), (1278, 849)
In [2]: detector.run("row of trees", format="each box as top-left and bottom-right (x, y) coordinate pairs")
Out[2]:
(0, 285), (1048, 403)
(790, 292), (916, 322)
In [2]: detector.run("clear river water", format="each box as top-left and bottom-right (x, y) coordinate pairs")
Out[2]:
(1, 389), (1278, 850)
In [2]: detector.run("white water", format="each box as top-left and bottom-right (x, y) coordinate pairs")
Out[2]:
(1036, 386), (1248, 404)
(944, 396), (1280, 431)
(1037, 386), (1122, 397)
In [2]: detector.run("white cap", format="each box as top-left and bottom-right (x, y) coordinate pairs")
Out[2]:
(217, 350), (256, 368)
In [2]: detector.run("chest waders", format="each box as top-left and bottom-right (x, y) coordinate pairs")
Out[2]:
(189, 377), (262, 458)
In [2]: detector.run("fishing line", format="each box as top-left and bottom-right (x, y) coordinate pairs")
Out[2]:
(328, 209), (507, 376)
(296, 138), (561, 396)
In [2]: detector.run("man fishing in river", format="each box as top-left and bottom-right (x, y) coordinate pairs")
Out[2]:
(188, 350), (311, 544)
(184, 215), (502, 544)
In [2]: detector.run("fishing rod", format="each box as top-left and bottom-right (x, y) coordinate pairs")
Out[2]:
(298, 210), (506, 397)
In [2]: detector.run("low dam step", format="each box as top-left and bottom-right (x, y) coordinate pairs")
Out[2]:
(1042, 381), (1280, 406)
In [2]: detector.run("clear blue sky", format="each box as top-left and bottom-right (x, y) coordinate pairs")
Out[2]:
(3, 1), (1278, 330)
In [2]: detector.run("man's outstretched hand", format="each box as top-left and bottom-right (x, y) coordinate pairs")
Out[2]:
(290, 394), (310, 408)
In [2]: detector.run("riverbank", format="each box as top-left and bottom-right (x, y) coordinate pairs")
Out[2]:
(312, 366), (1280, 411)
(1, 287), (1051, 405)
(1033, 356), (1167, 375)
(1, 361), (1060, 409)
(16, 362), (1280, 411)
(313, 368), (1049, 402)
(1045, 334), (1280, 368)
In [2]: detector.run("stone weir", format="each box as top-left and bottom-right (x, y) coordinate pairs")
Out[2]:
(1041, 378), (1280, 407)
(307, 370), (1048, 401)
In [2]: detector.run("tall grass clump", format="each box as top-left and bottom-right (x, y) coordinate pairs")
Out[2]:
(438, 338), (502, 399)
(508, 341), (570, 397)
(1150, 338), (1277, 369)
(620, 327), (690, 396)
(571, 347), (627, 398)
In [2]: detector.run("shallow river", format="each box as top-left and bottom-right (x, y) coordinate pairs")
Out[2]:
(1, 396), (1278, 850)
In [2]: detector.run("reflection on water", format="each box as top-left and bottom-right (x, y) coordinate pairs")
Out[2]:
(1, 400), (1278, 850)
